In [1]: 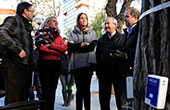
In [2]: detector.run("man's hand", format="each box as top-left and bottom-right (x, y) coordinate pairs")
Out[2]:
(19, 49), (26, 58)
(110, 50), (126, 58)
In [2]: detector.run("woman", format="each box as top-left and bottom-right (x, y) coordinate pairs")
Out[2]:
(68, 13), (97, 110)
(35, 16), (67, 110)
(59, 37), (73, 106)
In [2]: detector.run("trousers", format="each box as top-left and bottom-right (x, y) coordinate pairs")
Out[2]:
(2, 61), (32, 105)
(73, 66), (93, 110)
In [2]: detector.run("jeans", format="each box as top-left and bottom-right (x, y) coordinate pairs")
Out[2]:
(60, 73), (72, 92)
(29, 71), (42, 100)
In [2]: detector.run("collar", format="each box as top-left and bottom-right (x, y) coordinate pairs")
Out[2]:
(19, 15), (29, 23)
(108, 31), (116, 39)
(126, 24), (136, 34)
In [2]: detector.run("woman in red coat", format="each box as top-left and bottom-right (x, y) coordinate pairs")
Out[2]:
(35, 16), (67, 110)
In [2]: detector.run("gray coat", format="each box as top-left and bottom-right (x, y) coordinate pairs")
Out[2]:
(68, 25), (97, 71)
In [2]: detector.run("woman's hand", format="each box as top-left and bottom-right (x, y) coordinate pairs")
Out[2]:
(69, 41), (75, 44)
(80, 42), (89, 47)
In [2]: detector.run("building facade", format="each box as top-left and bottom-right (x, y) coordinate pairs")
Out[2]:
(62, 0), (107, 36)
(0, 0), (18, 24)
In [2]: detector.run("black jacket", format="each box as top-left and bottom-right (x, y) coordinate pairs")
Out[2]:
(60, 51), (70, 74)
(96, 32), (123, 74)
(0, 15), (33, 65)
(121, 23), (139, 69)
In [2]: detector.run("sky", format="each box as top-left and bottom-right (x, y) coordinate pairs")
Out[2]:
(116, 0), (142, 14)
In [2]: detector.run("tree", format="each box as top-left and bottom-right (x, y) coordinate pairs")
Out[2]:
(90, 9), (106, 39)
(17, 0), (61, 17)
(133, 0), (170, 109)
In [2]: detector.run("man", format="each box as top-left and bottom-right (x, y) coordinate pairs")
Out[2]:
(96, 17), (123, 110)
(112, 7), (140, 108)
(0, 2), (35, 105)
(115, 7), (140, 71)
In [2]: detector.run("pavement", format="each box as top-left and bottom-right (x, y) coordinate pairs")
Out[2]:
(0, 74), (118, 110)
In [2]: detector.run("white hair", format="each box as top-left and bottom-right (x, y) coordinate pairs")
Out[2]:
(106, 17), (118, 26)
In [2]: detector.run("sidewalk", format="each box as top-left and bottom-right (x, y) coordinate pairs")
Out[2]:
(54, 74), (118, 110)
(0, 74), (118, 110)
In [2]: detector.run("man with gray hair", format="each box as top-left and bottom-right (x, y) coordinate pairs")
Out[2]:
(96, 17), (124, 110)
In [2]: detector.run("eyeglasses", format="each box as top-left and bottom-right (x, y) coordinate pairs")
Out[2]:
(27, 10), (34, 13)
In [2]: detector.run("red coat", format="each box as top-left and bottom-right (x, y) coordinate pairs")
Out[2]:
(36, 27), (67, 60)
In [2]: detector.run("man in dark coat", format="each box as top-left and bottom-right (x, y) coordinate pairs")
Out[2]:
(114, 7), (140, 73)
(0, 2), (35, 105)
(112, 7), (140, 109)
(96, 17), (124, 110)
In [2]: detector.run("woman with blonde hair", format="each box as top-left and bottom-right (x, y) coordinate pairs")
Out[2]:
(35, 16), (67, 110)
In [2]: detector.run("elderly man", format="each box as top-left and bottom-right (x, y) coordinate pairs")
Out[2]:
(96, 17), (124, 110)
(0, 2), (35, 105)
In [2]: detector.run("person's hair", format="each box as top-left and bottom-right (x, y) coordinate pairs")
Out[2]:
(16, 2), (33, 15)
(126, 7), (140, 19)
(40, 16), (56, 29)
(105, 17), (118, 27)
(76, 13), (88, 29)
(63, 37), (68, 41)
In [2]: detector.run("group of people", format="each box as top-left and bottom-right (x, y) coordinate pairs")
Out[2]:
(0, 1), (140, 110)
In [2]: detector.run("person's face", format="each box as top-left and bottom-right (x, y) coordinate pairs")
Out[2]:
(25, 6), (35, 22)
(124, 9), (137, 27)
(64, 39), (68, 45)
(48, 18), (58, 29)
(79, 14), (88, 27)
(105, 18), (117, 35)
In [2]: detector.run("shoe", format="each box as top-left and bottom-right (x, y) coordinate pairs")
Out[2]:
(66, 90), (72, 106)
(62, 92), (68, 106)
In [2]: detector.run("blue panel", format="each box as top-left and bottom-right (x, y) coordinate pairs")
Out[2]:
(145, 77), (160, 107)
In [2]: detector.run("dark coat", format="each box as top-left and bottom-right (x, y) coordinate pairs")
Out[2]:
(0, 15), (33, 65)
(60, 51), (69, 74)
(96, 32), (123, 75)
(121, 23), (139, 71)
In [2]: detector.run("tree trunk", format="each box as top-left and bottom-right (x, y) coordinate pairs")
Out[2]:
(133, 0), (170, 110)
(105, 0), (117, 17)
